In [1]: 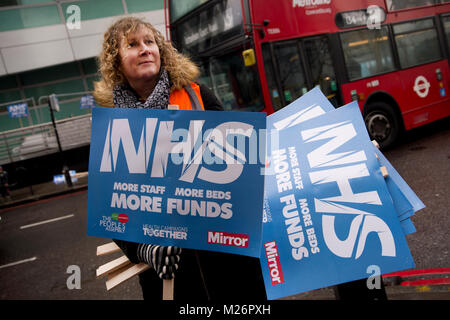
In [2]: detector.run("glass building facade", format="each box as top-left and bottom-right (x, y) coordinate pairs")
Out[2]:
(0, 0), (165, 131)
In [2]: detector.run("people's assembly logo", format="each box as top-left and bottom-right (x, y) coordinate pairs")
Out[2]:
(99, 213), (129, 233)
(112, 213), (129, 223)
(414, 75), (430, 98)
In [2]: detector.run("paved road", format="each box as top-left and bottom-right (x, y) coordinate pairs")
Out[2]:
(0, 190), (142, 300)
(0, 117), (448, 300)
(383, 118), (450, 271)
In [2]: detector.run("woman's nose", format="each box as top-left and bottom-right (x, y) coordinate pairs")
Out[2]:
(139, 43), (150, 55)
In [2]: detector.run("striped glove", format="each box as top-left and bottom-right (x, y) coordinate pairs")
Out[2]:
(137, 244), (181, 280)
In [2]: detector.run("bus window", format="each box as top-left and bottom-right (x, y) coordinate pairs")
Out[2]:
(262, 44), (284, 111)
(444, 15), (450, 54)
(303, 37), (338, 107)
(197, 63), (213, 89)
(169, 0), (209, 22)
(274, 42), (308, 105)
(340, 26), (395, 80)
(393, 18), (442, 68)
(208, 51), (264, 112)
(386, 0), (440, 11)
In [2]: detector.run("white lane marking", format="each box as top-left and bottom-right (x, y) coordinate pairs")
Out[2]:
(20, 214), (74, 230)
(0, 256), (37, 270)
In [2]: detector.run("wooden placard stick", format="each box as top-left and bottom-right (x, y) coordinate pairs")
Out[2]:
(104, 263), (174, 300)
(107, 263), (133, 281)
(168, 104), (179, 110)
(97, 242), (175, 300)
(380, 166), (389, 178)
(96, 255), (131, 278)
(105, 263), (150, 291)
(371, 140), (381, 160)
(97, 242), (120, 256)
(372, 140), (380, 149)
(163, 279), (174, 300)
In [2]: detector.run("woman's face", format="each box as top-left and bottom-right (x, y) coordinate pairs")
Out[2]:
(119, 26), (161, 85)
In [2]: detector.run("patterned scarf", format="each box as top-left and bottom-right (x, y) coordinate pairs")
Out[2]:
(112, 69), (170, 109)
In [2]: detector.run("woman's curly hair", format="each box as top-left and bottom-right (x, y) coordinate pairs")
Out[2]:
(93, 16), (199, 106)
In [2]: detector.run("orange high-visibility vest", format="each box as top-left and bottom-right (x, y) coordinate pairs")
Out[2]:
(169, 82), (205, 111)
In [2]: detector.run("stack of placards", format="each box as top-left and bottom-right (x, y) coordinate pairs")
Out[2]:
(373, 147), (424, 236)
(87, 88), (424, 300)
(260, 87), (424, 300)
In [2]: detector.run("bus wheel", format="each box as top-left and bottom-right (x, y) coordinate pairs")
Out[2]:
(364, 102), (402, 149)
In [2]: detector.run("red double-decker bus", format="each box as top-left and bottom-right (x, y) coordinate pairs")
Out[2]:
(165, 0), (450, 148)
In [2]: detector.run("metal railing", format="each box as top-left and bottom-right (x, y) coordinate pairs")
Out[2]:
(0, 113), (92, 165)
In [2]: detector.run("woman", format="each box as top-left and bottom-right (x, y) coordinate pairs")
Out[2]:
(93, 17), (266, 300)
(93, 17), (221, 111)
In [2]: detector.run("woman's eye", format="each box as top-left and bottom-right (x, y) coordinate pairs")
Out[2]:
(145, 39), (153, 44)
(128, 42), (136, 47)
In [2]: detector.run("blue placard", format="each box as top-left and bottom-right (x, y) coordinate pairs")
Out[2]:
(87, 107), (266, 258)
(265, 87), (331, 133)
(80, 95), (95, 109)
(266, 87), (423, 229)
(261, 99), (414, 300)
(373, 148), (425, 215)
(53, 170), (78, 184)
(373, 147), (424, 236)
(400, 217), (417, 235)
(7, 103), (28, 118)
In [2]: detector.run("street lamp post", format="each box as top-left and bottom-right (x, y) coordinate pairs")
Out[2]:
(48, 94), (73, 187)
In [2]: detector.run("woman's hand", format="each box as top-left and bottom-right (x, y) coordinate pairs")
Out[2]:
(137, 244), (181, 279)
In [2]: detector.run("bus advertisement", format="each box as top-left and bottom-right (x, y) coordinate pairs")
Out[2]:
(166, 0), (450, 148)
